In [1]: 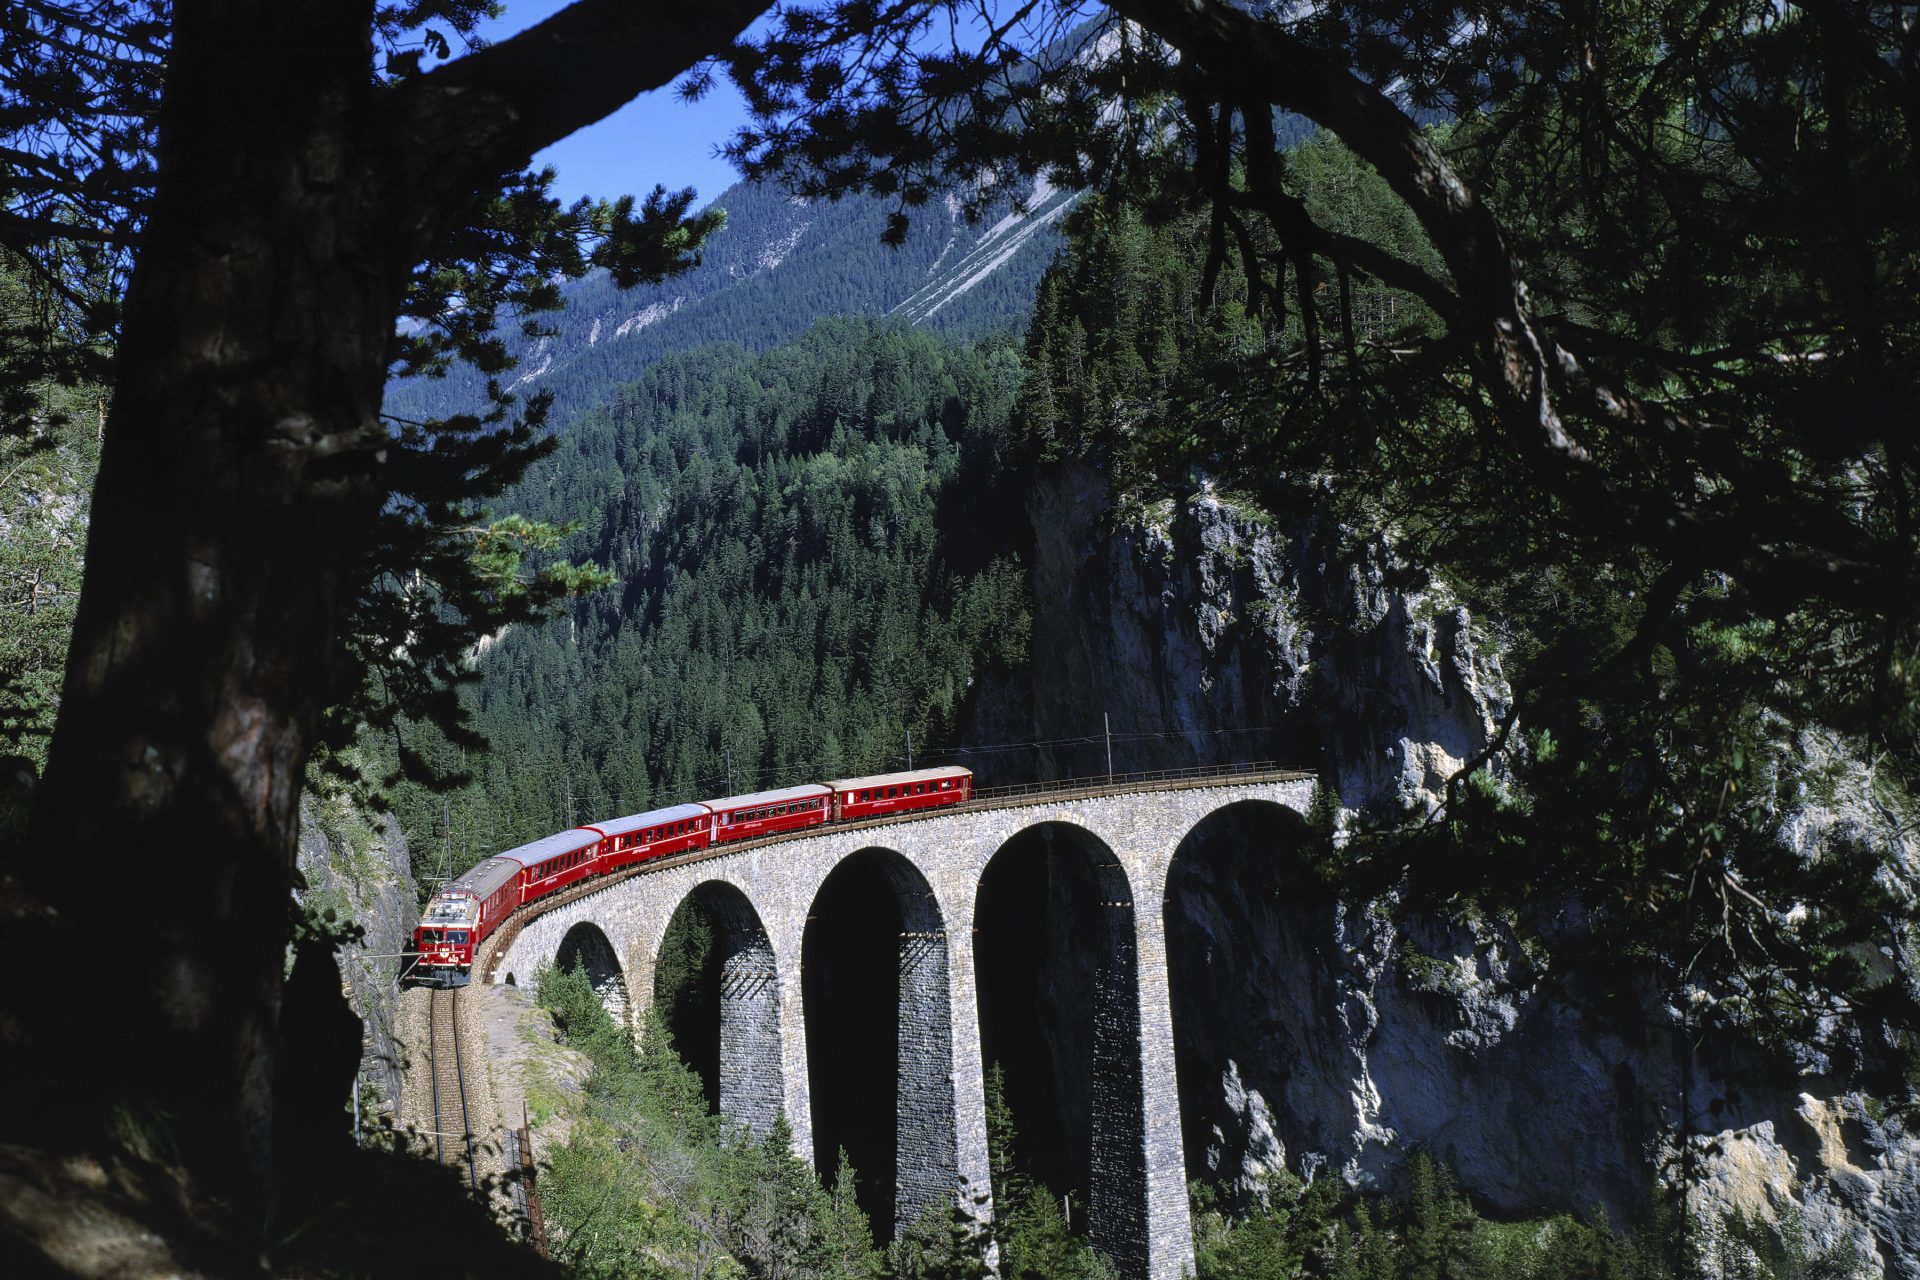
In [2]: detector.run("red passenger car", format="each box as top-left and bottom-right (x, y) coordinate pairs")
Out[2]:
(829, 766), (972, 821)
(587, 802), (713, 872)
(708, 783), (832, 844)
(512, 828), (605, 906)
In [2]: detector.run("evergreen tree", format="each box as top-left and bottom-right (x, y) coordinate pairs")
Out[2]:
(1397, 1153), (1469, 1280)
(887, 1199), (992, 1280)
(815, 1147), (885, 1280)
(982, 1058), (1110, 1279)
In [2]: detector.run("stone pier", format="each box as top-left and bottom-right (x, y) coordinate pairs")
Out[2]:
(498, 774), (1315, 1280)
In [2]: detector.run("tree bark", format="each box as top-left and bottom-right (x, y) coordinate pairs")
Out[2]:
(6, 0), (764, 1209)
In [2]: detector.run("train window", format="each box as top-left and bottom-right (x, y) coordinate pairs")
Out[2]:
(450, 931), (469, 944)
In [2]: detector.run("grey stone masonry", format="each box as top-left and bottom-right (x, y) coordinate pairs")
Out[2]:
(556, 921), (629, 1028)
(498, 774), (1315, 1280)
(701, 882), (785, 1141)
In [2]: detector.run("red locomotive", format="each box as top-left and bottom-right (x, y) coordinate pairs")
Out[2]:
(409, 766), (972, 984)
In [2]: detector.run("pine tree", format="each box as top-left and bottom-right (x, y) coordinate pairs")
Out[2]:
(816, 1148), (885, 1280)
(888, 1199), (992, 1280)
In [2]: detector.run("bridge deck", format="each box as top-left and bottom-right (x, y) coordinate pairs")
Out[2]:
(480, 761), (1312, 982)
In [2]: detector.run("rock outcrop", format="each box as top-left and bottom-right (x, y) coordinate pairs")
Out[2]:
(295, 791), (417, 1131)
(966, 460), (1508, 814)
(967, 459), (1919, 1276)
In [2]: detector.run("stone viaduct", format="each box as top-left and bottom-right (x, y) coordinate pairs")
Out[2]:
(494, 770), (1316, 1280)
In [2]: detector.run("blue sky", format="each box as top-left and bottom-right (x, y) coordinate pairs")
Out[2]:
(470, 2), (757, 208)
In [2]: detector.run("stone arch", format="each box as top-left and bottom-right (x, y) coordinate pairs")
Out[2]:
(653, 880), (784, 1140)
(555, 920), (631, 1029)
(974, 820), (1147, 1278)
(802, 846), (957, 1241)
(1160, 799), (1320, 1208)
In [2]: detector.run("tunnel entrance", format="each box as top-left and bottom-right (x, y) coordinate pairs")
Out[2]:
(653, 882), (783, 1138)
(974, 822), (1145, 1277)
(802, 848), (956, 1242)
(556, 922), (629, 1028)
(1162, 800), (1315, 1206)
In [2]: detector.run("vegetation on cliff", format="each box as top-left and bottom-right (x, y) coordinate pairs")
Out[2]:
(1011, 145), (1920, 1111)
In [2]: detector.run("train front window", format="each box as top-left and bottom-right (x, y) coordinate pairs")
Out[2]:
(450, 931), (469, 945)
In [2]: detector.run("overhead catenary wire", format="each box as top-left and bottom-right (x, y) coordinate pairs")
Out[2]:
(445, 721), (1285, 850)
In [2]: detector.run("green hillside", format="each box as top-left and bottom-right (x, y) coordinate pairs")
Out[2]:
(388, 318), (1032, 866)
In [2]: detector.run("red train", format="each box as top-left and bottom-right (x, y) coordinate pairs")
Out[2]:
(410, 766), (972, 982)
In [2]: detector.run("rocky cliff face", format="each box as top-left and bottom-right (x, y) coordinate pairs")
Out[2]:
(966, 459), (1509, 811)
(295, 792), (417, 1126)
(967, 460), (1919, 1276)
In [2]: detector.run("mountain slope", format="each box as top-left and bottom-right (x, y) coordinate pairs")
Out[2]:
(386, 175), (1069, 431)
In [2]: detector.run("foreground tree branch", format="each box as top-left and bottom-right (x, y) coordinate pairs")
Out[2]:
(4, 0), (769, 1221)
(1108, 0), (1901, 612)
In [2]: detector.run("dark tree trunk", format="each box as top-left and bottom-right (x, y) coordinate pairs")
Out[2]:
(0, 0), (767, 1223)
(13, 0), (406, 1200)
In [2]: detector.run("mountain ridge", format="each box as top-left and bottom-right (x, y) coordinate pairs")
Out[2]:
(386, 173), (1070, 431)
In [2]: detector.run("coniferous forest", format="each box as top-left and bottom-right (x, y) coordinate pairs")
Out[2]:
(384, 318), (1034, 868)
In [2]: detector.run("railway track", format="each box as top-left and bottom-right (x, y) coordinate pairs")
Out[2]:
(428, 986), (480, 1198)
